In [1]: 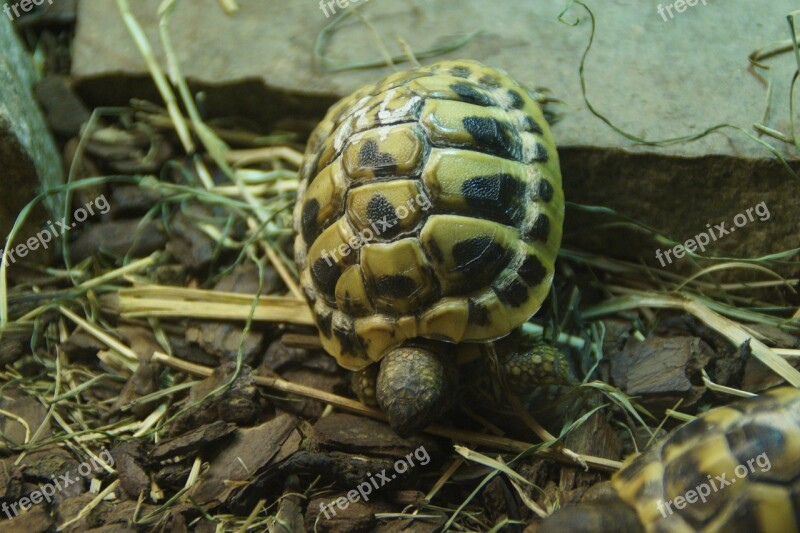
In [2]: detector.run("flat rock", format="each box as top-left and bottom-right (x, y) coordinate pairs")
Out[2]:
(151, 421), (237, 460)
(1, 505), (53, 531)
(190, 414), (298, 505)
(72, 1), (800, 271)
(34, 75), (91, 137)
(312, 413), (441, 458)
(611, 335), (712, 410)
(0, 15), (63, 264)
(305, 495), (394, 533)
(111, 441), (150, 500)
(0, 394), (50, 446)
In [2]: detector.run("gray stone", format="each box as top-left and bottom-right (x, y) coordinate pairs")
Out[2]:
(0, 15), (64, 264)
(71, 0), (800, 272)
(34, 75), (91, 137)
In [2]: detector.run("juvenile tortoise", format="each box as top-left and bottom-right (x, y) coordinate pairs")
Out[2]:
(540, 387), (800, 533)
(293, 59), (567, 435)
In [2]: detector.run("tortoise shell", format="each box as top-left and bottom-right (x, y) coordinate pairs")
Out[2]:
(293, 59), (564, 370)
(611, 387), (800, 532)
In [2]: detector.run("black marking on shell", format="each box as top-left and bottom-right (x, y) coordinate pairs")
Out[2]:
(478, 74), (501, 89)
(713, 498), (763, 533)
(726, 423), (786, 472)
(405, 97), (426, 122)
(308, 150), (325, 180)
(534, 179), (554, 202)
(311, 257), (343, 300)
(426, 238), (445, 264)
(376, 275), (417, 299)
(461, 173), (526, 226)
(333, 319), (359, 356)
(331, 103), (352, 128)
(614, 448), (653, 484)
(524, 214), (550, 243)
(462, 116), (522, 162)
(632, 476), (662, 508)
(494, 277), (529, 307)
(467, 299), (491, 326)
(301, 199), (322, 245)
(743, 395), (785, 415)
(667, 417), (710, 449)
(518, 254), (547, 287)
(450, 66), (472, 78)
(522, 116), (544, 135)
(316, 311), (333, 338)
(660, 454), (720, 531)
(359, 140), (398, 175)
(663, 454), (718, 511)
(529, 142), (549, 163)
(339, 288), (371, 316)
(450, 83), (497, 107)
(366, 195), (401, 239)
(452, 236), (508, 280)
(506, 90), (525, 109)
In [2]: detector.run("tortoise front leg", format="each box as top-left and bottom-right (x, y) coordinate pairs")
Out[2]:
(490, 328), (577, 393)
(498, 342), (575, 391)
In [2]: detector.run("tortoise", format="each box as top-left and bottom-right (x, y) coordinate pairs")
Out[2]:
(293, 59), (567, 435)
(539, 386), (800, 533)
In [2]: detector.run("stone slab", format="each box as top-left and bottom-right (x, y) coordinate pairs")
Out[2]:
(71, 0), (800, 273)
(71, 0), (800, 157)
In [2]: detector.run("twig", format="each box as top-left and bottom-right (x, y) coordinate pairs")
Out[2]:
(115, 286), (313, 324)
(60, 307), (139, 364)
(225, 147), (304, 168)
